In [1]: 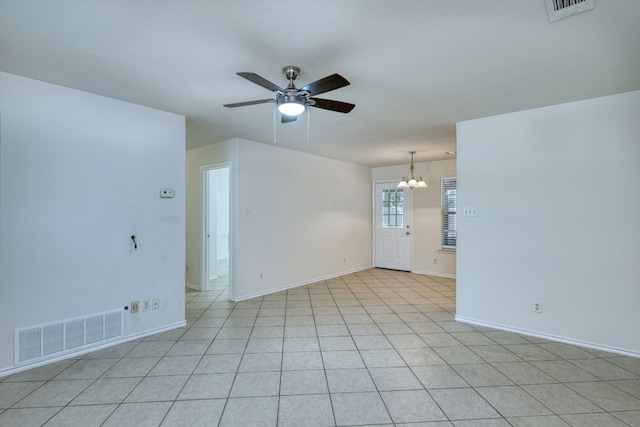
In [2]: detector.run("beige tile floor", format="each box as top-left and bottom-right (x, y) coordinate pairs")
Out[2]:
(1, 269), (640, 426)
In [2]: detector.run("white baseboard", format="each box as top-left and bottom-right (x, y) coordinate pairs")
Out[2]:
(455, 315), (640, 359)
(412, 269), (456, 279)
(229, 265), (373, 302)
(0, 321), (187, 378)
(186, 282), (202, 291)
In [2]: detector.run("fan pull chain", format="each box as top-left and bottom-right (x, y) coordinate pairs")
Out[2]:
(273, 105), (277, 143)
(307, 107), (311, 143)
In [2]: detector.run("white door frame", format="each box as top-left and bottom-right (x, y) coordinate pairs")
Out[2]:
(372, 180), (412, 271)
(201, 162), (232, 294)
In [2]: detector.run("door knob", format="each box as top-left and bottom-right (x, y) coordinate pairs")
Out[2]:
(406, 231), (410, 235)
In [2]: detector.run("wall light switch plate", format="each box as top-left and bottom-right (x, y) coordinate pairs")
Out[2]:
(463, 207), (478, 217)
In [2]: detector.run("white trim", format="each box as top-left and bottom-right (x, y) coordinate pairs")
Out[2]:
(229, 266), (373, 302)
(0, 321), (187, 379)
(456, 315), (640, 359)
(412, 269), (456, 279)
(185, 282), (202, 291)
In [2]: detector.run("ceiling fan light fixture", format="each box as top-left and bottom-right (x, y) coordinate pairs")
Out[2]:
(224, 67), (355, 125)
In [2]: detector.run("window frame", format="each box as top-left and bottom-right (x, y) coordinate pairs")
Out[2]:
(441, 176), (457, 250)
(381, 188), (404, 229)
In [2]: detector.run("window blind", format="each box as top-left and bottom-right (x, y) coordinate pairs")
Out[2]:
(441, 177), (457, 248)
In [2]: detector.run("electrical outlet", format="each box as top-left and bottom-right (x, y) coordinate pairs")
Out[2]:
(433, 258), (438, 264)
(160, 188), (175, 198)
(143, 300), (151, 312)
(533, 302), (542, 313)
(152, 298), (160, 310)
(131, 301), (139, 314)
(259, 273), (263, 279)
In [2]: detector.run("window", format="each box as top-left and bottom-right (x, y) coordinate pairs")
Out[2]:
(441, 177), (456, 249)
(381, 189), (404, 228)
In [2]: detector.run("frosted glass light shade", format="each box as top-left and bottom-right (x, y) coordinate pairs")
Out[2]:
(278, 102), (305, 116)
(398, 176), (427, 189)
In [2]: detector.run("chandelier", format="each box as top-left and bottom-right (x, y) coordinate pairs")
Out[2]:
(397, 151), (427, 189)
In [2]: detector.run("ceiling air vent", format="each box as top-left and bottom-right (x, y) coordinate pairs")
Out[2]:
(546, 0), (594, 22)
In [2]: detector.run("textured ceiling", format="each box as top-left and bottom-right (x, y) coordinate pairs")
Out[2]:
(1, 1), (639, 167)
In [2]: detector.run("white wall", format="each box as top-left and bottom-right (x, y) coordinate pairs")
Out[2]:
(456, 90), (640, 356)
(0, 72), (186, 375)
(186, 138), (372, 300)
(372, 159), (457, 277)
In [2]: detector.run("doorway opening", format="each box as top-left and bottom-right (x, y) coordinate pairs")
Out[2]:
(202, 164), (231, 295)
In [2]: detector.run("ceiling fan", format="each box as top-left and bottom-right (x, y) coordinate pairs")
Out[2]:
(223, 66), (355, 123)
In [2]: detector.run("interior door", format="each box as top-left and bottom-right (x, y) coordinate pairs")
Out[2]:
(374, 182), (411, 271)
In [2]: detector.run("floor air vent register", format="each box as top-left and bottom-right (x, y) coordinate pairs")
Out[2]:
(14, 309), (123, 366)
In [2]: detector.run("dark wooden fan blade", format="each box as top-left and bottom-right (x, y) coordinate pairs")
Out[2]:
(223, 99), (274, 108)
(237, 72), (283, 92)
(299, 74), (350, 96)
(281, 114), (298, 123)
(310, 98), (355, 113)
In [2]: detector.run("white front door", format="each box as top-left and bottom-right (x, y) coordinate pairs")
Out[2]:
(374, 182), (411, 271)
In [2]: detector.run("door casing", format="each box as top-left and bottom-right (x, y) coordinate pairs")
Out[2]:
(201, 162), (231, 293)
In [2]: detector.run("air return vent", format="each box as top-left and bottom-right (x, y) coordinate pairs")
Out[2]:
(546, 0), (595, 22)
(15, 309), (123, 366)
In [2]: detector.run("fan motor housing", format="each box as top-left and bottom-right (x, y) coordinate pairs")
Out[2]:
(283, 66), (300, 80)
(279, 93), (305, 104)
